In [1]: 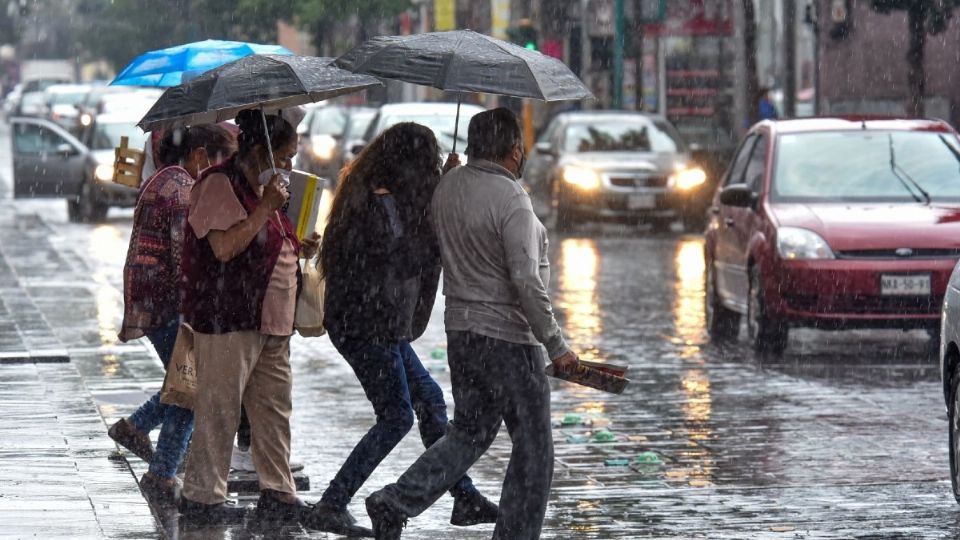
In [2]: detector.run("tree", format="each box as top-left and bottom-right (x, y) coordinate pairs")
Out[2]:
(871, 0), (960, 117)
(294, 0), (411, 54)
(75, 0), (298, 70)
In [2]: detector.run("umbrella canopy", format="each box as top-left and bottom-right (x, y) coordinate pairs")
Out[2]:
(112, 39), (293, 87)
(138, 54), (382, 132)
(334, 29), (593, 102)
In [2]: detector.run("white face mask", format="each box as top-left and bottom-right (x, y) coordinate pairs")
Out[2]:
(258, 167), (291, 186)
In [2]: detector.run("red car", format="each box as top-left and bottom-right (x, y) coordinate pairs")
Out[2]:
(704, 117), (960, 353)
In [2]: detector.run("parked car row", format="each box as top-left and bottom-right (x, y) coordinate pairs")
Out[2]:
(9, 86), (161, 222)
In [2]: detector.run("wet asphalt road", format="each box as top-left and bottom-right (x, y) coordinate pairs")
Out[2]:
(2, 121), (959, 538)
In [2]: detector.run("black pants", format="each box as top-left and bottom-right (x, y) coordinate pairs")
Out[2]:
(377, 331), (554, 540)
(238, 407), (251, 449)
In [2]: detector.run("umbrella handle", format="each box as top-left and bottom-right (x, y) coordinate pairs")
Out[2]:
(452, 93), (461, 155)
(260, 108), (278, 177)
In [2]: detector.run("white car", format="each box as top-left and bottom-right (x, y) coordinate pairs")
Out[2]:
(43, 83), (92, 130)
(362, 102), (487, 157)
(940, 260), (960, 503)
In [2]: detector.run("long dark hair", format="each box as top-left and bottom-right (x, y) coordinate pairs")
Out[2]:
(320, 122), (441, 278)
(234, 108), (297, 163)
(156, 124), (235, 168)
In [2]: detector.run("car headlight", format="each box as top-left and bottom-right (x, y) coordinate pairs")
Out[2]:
(95, 163), (114, 182)
(562, 165), (601, 190)
(668, 166), (707, 191)
(311, 134), (337, 161)
(777, 227), (835, 260)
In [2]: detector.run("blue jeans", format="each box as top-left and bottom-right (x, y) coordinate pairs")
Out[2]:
(320, 339), (478, 509)
(128, 318), (194, 479)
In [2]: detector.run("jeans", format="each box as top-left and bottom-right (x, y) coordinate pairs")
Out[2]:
(128, 318), (195, 479)
(378, 331), (554, 540)
(320, 339), (478, 509)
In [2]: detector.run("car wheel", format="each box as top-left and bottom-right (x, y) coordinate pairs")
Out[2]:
(68, 179), (108, 223)
(650, 217), (674, 233)
(705, 258), (740, 342)
(682, 211), (708, 233)
(927, 323), (942, 343)
(949, 367), (960, 504)
(553, 185), (581, 232)
(748, 265), (788, 354)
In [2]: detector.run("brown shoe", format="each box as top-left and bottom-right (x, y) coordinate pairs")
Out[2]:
(139, 472), (181, 507)
(108, 418), (154, 462)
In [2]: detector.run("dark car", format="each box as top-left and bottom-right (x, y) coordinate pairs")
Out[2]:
(11, 114), (143, 222)
(524, 111), (710, 232)
(705, 117), (960, 354)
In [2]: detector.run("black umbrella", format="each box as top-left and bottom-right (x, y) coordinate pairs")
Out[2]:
(335, 30), (593, 152)
(138, 54), (382, 170)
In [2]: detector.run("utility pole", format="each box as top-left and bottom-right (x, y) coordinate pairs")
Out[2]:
(580, 0), (592, 110)
(784, 0), (797, 118)
(613, 0), (624, 109)
(633, 0), (643, 110)
(733, 0), (748, 138)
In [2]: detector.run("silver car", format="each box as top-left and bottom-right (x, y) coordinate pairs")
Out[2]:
(939, 259), (960, 503)
(524, 111), (709, 232)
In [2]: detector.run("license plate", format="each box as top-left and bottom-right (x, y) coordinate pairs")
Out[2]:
(880, 274), (931, 295)
(627, 194), (655, 210)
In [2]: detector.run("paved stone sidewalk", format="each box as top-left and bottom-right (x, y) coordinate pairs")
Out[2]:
(0, 203), (160, 539)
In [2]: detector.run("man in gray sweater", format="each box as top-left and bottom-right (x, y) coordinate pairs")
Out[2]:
(365, 108), (579, 540)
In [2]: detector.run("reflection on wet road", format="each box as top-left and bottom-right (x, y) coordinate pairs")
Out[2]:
(9, 187), (959, 537)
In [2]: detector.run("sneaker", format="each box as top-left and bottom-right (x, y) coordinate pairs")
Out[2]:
(450, 491), (499, 526)
(302, 502), (373, 537)
(139, 472), (181, 507)
(365, 491), (406, 540)
(230, 446), (305, 473)
(179, 496), (248, 525)
(108, 418), (154, 462)
(254, 489), (311, 523)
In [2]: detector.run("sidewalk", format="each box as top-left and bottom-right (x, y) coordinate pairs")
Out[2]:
(0, 202), (161, 538)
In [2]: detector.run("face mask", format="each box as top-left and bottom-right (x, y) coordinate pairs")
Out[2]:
(516, 149), (526, 179)
(258, 167), (291, 186)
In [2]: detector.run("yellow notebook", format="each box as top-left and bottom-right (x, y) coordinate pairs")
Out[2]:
(285, 170), (324, 240)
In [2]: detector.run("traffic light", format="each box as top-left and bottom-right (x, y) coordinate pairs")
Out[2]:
(507, 20), (538, 51)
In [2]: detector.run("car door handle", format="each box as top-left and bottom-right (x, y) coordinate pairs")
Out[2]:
(724, 217), (735, 227)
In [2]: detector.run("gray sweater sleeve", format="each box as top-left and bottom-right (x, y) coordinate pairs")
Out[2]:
(501, 195), (572, 359)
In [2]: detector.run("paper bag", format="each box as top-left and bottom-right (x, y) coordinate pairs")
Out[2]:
(295, 256), (326, 337)
(159, 323), (197, 409)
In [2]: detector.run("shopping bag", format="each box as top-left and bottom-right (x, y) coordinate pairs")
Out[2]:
(159, 323), (197, 409)
(295, 256), (326, 337)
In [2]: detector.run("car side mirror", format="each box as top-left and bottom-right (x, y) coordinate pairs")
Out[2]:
(719, 184), (757, 208)
(56, 143), (75, 157)
(534, 141), (555, 156)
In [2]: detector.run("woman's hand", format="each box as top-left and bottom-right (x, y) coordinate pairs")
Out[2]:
(300, 232), (321, 260)
(442, 152), (460, 174)
(262, 174), (289, 212)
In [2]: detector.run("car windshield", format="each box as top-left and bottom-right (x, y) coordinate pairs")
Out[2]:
(343, 110), (376, 140)
(310, 107), (348, 136)
(51, 91), (88, 106)
(563, 119), (684, 153)
(772, 131), (960, 202)
(379, 111), (479, 151)
(91, 121), (147, 150)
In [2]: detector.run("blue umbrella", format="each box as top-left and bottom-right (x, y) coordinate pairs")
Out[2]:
(111, 39), (293, 87)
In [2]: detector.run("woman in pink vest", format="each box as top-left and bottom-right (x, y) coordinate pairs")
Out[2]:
(179, 108), (318, 524)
